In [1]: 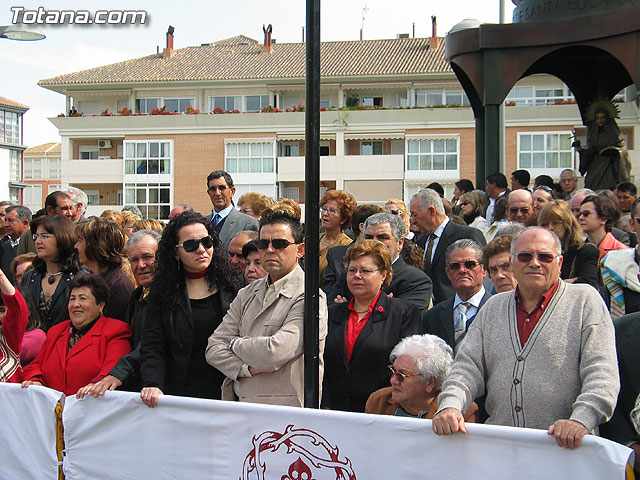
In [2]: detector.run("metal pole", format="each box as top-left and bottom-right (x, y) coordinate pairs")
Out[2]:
(303, 0), (321, 408)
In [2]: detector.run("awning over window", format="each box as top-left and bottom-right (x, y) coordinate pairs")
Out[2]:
(344, 133), (404, 141)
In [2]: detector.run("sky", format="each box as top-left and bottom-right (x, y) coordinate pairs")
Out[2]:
(1, 1), (516, 147)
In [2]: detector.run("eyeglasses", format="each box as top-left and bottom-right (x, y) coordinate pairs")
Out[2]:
(577, 210), (594, 218)
(447, 260), (480, 271)
(257, 238), (296, 250)
(509, 207), (530, 215)
(514, 252), (557, 264)
(240, 208), (254, 215)
(488, 262), (512, 276)
(176, 235), (214, 252)
(207, 185), (228, 193)
(387, 365), (420, 383)
(346, 267), (380, 277)
(33, 233), (55, 241)
(320, 206), (340, 216)
(459, 201), (471, 207)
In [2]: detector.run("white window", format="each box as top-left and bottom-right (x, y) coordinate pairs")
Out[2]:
(9, 150), (21, 182)
(77, 101), (101, 115)
(85, 190), (100, 206)
(518, 132), (573, 170)
(361, 96), (383, 107)
(406, 139), (458, 171)
(24, 159), (42, 179)
(23, 184), (42, 211)
(445, 91), (470, 106)
(394, 92), (408, 107)
(534, 88), (565, 105)
(281, 187), (300, 202)
(79, 146), (99, 160)
(226, 143), (275, 173)
(280, 142), (300, 157)
(1, 111), (21, 144)
(116, 145), (123, 159)
(506, 86), (575, 105)
(360, 141), (383, 155)
(124, 141), (171, 175)
(124, 183), (171, 220)
(164, 98), (194, 113)
(246, 95), (270, 112)
(416, 90), (443, 106)
(48, 184), (62, 195)
(320, 98), (330, 109)
(211, 96), (242, 112)
(49, 158), (61, 178)
(136, 98), (159, 113)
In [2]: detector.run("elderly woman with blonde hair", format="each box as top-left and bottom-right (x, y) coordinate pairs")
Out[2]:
(366, 334), (478, 420)
(385, 198), (412, 239)
(237, 192), (274, 220)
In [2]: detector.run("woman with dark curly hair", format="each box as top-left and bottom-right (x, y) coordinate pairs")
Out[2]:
(140, 211), (241, 407)
(21, 215), (80, 331)
(75, 217), (134, 321)
(319, 189), (356, 281)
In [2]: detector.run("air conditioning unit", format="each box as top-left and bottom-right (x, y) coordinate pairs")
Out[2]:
(98, 139), (112, 149)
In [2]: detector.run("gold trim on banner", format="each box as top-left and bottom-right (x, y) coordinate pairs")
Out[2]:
(55, 401), (65, 480)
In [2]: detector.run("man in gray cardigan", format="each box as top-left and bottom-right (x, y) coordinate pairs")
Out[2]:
(433, 227), (619, 449)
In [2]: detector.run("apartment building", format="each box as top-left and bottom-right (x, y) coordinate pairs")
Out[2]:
(0, 96), (28, 202)
(22, 142), (62, 212)
(39, 26), (640, 219)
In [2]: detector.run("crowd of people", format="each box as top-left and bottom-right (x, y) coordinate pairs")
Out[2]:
(0, 167), (639, 469)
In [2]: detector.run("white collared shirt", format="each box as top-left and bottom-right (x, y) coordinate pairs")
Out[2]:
(424, 216), (450, 263)
(212, 204), (233, 222)
(453, 286), (486, 332)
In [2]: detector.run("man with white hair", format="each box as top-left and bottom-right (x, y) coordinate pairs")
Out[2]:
(410, 189), (486, 305)
(432, 227), (619, 450)
(62, 186), (89, 224)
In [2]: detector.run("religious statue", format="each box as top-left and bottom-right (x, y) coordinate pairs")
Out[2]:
(574, 99), (631, 191)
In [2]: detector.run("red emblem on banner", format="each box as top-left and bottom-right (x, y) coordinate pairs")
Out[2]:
(241, 425), (356, 480)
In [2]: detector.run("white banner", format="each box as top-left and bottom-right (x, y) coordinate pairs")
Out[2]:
(62, 390), (632, 480)
(0, 384), (63, 480)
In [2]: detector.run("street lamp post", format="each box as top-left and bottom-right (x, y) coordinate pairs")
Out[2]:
(0, 23), (45, 41)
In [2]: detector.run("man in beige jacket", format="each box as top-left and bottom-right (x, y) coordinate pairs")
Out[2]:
(207, 211), (328, 407)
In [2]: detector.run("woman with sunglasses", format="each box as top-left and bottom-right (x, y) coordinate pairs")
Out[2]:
(21, 215), (80, 331)
(140, 212), (241, 407)
(319, 190), (356, 282)
(578, 194), (627, 260)
(538, 201), (600, 288)
(365, 334), (477, 421)
(322, 240), (421, 413)
(458, 191), (488, 235)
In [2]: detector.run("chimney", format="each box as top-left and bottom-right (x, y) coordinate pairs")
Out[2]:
(163, 25), (176, 58)
(261, 24), (273, 53)
(429, 16), (439, 49)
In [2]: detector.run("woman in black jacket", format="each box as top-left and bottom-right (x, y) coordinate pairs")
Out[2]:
(140, 212), (241, 407)
(22, 215), (80, 331)
(538, 200), (600, 287)
(322, 240), (421, 413)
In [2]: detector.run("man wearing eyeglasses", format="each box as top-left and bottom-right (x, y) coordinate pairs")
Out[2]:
(207, 211), (328, 407)
(433, 227), (619, 450)
(506, 189), (535, 226)
(422, 239), (491, 350)
(205, 170), (258, 254)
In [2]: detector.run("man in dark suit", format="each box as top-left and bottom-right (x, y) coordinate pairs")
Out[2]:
(411, 188), (486, 305)
(321, 204), (384, 293)
(205, 170), (258, 253)
(600, 312), (640, 476)
(422, 239), (491, 350)
(327, 212), (432, 311)
(1, 205), (31, 283)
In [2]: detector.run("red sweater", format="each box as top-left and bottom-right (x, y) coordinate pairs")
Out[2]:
(0, 290), (29, 383)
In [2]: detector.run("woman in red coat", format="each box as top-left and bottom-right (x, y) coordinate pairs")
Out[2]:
(22, 274), (131, 396)
(0, 269), (29, 383)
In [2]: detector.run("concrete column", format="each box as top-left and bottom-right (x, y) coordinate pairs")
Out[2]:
(409, 85), (416, 107)
(335, 131), (345, 157)
(338, 88), (344, 108)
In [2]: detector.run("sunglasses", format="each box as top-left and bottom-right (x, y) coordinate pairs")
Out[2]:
(176, 235), (214, 252)
(514, 252), (557, 264)
(577, 210), (594, 218)
(207, 185), (228, 193)
(535, 185), (553, 193)
(509, 207), (530, 215)
(257, 238), (296, 250)
(459, 201), (471, 207)
(447, 260), (480, 271)
(387, 365), (420, 383)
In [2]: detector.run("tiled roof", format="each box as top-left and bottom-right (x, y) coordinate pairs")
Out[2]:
(0, 95), (29, 110)
(24, 142), (61, 154)
(38, 37), (449, 86)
